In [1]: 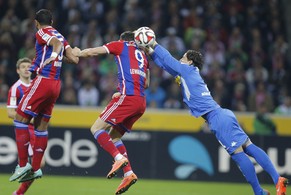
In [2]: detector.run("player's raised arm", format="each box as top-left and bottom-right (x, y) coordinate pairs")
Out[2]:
(152, 43), (182, 73)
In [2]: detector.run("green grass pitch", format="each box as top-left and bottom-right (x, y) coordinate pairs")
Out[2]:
(0, 174), (274, 195)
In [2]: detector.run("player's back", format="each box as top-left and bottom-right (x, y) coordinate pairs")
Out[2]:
(30, 26), (69, 80)
(104, 40), (149, 96)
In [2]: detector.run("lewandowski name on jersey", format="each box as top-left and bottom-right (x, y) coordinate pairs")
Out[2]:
(130, 69), (146, 77)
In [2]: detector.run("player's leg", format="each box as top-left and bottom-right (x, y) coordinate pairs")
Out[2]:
(32, 115), (48, 170)
(231, 146), (268, 195)
(19, 115), (48, 182)
(91, 118), (128, 179)
(14, 124), (36, 194)
(209, 109), (267, 195)
(109, 128), (133, 176)
(243, 140), (288, 195)
(110, 128), (138, 195)
(13, 180), (34, 195)
(111, 98), (144, 194)
(10, 113), (33, 182)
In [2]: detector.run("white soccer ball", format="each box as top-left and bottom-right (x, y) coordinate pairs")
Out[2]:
(134, 27), (156, 47)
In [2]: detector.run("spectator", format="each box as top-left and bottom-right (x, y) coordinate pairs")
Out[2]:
(253, 102), (277, 136)
(78, 79), (100, 106)
(145, 78), (166, 108)
(275, 96), (291, 115)
(248, 81), (274, 112)
(0, 0), (289, 112)
(160, 27), (186, 58)
(163, 81), (182, 109)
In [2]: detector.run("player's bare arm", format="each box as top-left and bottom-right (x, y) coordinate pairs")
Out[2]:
(7, 108), (16, 119)
(64, 46), (79, 64)
(43, 37), (62, 66)
(7, 107), (34, 124)
(73, 46), (107, 58)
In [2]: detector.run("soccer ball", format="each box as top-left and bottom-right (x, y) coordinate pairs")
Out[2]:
(134, 27), (156, 47)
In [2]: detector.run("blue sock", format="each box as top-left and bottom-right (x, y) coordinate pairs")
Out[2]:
(244, 144), (280, 184)
(231, 152), (262, 195)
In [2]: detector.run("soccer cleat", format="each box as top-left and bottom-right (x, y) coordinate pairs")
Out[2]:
(262, 189), (270, 195)
(115, 173), (138, 195)
(9, 163), (32, 182)
(18, 169), (42, 183)
(107, 157), (129, 179)
(276, 177), (289, 195)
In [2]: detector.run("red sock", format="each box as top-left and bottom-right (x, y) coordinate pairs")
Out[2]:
(32, 130), (48, 171)
(16, 180), (34, 194)
(14, 120), (30, 167)
(115, 141), (132, 173)
(94, 130), (119, 158)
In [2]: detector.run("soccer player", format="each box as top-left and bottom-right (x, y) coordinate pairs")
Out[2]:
(144, 40), (288, 195)
(9, 9), (79, 183)
(72, 31), (150, 194)
(7, 58), (38, 195)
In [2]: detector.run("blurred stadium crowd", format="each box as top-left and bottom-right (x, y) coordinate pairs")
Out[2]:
(0, 0), (290, 114)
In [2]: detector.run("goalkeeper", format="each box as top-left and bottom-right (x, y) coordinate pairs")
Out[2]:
(144, 41), (288, 195)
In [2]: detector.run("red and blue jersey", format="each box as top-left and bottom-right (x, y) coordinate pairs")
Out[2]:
(30, 26), (70, 80)
(7, 79), (30, 109)
(103, 40), (149, 96)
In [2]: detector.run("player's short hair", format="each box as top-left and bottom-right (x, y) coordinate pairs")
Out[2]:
(16, 58), (32, 69)
(35, 9), (53, 26)
(186, 50), (204, 70)
(120, 31), (134, 41)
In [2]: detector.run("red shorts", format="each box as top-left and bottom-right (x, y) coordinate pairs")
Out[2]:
(100, 95), (146, 135)
(17, 76), (61, 122)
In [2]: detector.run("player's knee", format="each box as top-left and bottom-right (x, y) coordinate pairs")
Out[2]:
(91, 118), (110, 134)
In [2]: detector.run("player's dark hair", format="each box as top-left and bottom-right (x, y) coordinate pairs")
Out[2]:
(186, 50), (204, 70)
(120, 31), (134, 41)
(35, 9), (53, 26)
(16, 57), (32, 69)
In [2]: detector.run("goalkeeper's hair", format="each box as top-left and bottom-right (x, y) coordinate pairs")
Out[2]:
(186, 50), (204, 70)
(35, 9), (53, 26)
(16, 57), (32, 69)
(120, 31), (134, 41)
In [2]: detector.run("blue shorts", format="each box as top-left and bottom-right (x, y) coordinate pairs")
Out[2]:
(205, 108), (248, 154)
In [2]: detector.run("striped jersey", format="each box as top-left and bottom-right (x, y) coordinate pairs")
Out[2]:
(7, 79), (30, 109)
(103, 40), (149, 96)
(30, 26), (70, 80)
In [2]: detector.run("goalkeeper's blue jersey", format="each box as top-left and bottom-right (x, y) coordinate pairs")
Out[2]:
(152, 45), (220, 117)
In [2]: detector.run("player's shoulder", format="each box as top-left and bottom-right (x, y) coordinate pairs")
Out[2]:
(9, 80), (22, 93)
(36, 26), (55, 36)
(106, 40), (122, 46)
